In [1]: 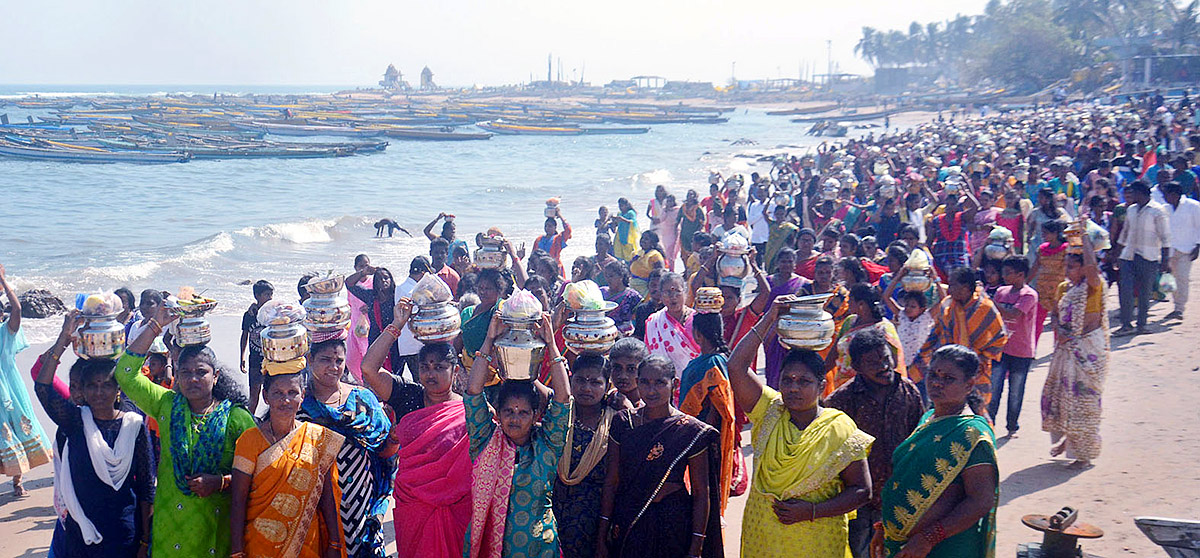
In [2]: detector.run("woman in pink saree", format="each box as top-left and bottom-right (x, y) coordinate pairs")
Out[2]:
(359, 306), (471, 558)
(345, 264), (374, 383)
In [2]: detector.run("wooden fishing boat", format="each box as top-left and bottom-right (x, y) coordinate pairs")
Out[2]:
(791, 109), (898, 123)
(235, 121), (384, 138)
(580, 126), (650, 135)
(370, 126), (492, 141)
(767, 103), (838, 116)
(0, 140), (190, 163)
(476, 121), (584, 136)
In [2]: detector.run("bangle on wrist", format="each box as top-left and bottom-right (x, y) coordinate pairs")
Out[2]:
(383, 324), (403, 338)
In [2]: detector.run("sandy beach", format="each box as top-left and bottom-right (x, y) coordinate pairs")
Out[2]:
(2, 273), (1196, 558)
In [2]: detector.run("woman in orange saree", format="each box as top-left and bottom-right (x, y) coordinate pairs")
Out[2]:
(231, 360), (345, 558)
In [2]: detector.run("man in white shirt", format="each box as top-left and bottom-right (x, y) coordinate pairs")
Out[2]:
(746, 186), (770, 266)
(1162, 181), (1200, 320)
(1112, 180), (1172, 335)
(393, 256), (433, 380)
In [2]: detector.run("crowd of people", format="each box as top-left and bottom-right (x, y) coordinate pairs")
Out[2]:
(1, 92), (1198, 558)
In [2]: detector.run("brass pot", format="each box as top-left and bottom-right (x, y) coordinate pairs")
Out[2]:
(261, 322), (309, 362)
(563, 302), (619, 354)
(694, 287), (725, 314)
(494, 318), (546, 381)
(409, 301), (462, 343)
(73, 313), (126, 360)
(775, 293), (835, 351)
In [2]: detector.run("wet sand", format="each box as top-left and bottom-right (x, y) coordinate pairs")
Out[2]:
(2, 272), (1196, 557)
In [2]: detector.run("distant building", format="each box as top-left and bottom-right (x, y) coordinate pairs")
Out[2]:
(420, 67), (437, 90)
(379, 64), (411, 91)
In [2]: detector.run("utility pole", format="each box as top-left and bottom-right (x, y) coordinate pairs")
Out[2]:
(826, 40), (832, 87)
(547, 53), (552, 82)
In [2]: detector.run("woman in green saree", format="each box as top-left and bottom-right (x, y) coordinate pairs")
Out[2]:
(872, 344), (998, 558)
(457, 268), (512, 393)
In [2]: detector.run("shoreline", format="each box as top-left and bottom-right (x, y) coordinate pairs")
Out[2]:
(3, 272), (1198, 556)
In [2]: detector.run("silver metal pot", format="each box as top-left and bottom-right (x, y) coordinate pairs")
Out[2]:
(260, 322), (309, 362)
(303, 292), (351, 332)
(409, 301), (462, 343)
(474, 237), (508, 270)
(563, 302), (619, 354)
(175, 299), (218, 347)
(494, 318), (546, 381)
(901, 273), (933, 292)
(176, 316), (212, 347)
(717, 252), (749, 287)
(304, 274), (345, 296)
(776, 293), (835, 351)
(74, 313), (126, 360)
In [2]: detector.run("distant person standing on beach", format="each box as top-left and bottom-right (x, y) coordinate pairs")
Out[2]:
(611, 197), (641, 262)
(0, 263), (52, 498)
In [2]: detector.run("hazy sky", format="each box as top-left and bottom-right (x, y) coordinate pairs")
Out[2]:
(1, 0), (988, 88)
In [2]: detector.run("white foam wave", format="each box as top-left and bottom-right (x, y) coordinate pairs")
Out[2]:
(236, 219), (338, 244)
(168, 232), (236, 263)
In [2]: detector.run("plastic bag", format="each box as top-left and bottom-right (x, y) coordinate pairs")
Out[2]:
(1085, 220), (1111, 251)
(904, 249), (932, 270)
(79, 292), (123, 316)
(1159, 272), (1177, 294)
(257, 299), (306, 326)
(564, 280), (605, 310)
(721, 231), (750, 252)
(500, 289), (543, 320)
(411, 274), (453, 305)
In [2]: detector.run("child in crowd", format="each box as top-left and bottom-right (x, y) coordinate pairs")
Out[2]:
(239, 279), (273, 413)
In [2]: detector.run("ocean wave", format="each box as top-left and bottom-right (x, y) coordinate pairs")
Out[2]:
(233, 217), (365, 245)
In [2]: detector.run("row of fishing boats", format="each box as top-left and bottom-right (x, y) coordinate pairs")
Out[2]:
(0, 94), (733, 163)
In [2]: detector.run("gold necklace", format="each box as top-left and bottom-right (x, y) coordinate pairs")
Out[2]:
(190, 399), (217, 434)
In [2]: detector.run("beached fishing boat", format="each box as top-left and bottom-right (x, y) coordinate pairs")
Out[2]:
(0, 140), (190, 164)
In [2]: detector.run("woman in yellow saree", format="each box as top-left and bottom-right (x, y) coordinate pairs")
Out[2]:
(727, 301), (873, 558)
(872, 345), (998, 558)
(230, 359), (346, 558)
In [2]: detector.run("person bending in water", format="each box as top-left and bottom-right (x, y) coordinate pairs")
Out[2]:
(374, 218), (411, 238)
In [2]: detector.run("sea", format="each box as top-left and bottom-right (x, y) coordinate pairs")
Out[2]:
(0, 85), (888, 342)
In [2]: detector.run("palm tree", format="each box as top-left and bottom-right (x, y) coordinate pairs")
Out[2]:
(855, 27), (880, 66)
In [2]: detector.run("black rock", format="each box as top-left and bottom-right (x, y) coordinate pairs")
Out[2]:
(18, 289), (67, 319)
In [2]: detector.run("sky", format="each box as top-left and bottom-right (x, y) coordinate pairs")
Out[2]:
(0, 0), (989, 88)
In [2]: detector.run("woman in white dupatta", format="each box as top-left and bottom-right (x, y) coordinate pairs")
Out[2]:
(643, 273), (701, 394)
(34, 311), (154, 557)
